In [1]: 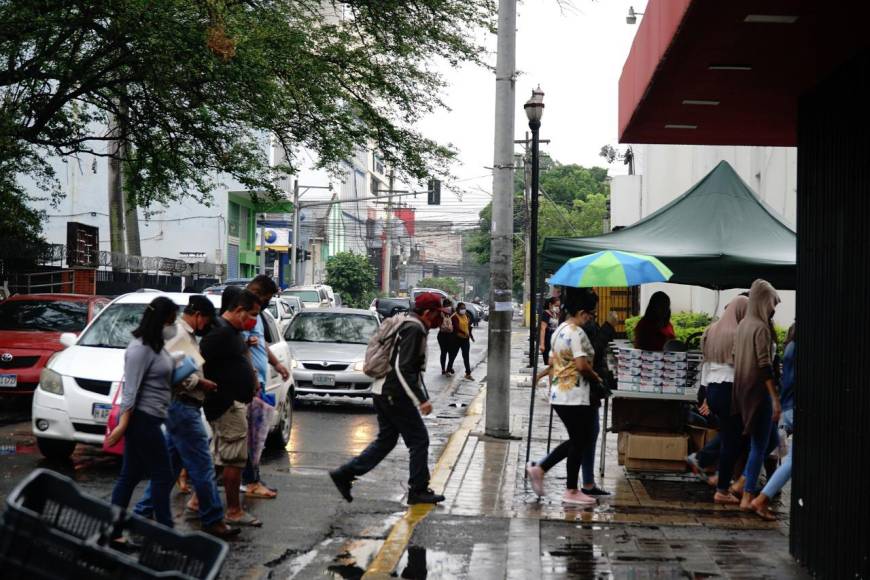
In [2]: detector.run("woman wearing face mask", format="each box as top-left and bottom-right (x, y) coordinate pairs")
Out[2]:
(526, 291), (602, 506)
(539, 297), (561, 365)
(107, 296), (179, 529)
(447, 302), (474, 380)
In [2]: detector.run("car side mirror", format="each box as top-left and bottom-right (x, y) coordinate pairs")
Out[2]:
(60, 333), (77, 348)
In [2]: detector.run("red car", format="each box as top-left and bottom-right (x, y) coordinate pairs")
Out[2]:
(0, 294), (109, 395)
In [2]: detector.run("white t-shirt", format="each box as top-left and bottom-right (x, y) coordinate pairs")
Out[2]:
(549, 322), (594, 406)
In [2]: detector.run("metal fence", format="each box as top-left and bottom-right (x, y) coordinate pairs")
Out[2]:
(39, 244), (225, 277)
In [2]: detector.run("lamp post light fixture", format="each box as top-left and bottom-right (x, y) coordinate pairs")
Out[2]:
(524, 86), (544, 468)
(626, 6), (644, 25)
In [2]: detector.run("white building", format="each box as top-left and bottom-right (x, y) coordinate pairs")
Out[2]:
(610, 144), (796, 327)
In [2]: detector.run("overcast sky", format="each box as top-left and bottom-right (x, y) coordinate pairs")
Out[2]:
(411, 0), (648, 219)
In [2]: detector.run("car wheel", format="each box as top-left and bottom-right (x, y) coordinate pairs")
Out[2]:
(266, 394), (293, 450)
(36, 437), (76, 460)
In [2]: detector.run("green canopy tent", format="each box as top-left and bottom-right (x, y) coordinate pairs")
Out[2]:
(541, 161), (796, 290)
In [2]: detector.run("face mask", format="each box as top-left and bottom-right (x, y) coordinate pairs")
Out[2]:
(242, 316), (257, 331)
(162, 325), (178, 341)
(458, 309), (466, 315)
(194, 317), (212, 337)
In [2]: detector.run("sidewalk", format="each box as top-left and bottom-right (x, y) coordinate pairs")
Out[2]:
(423, 326), (807, 579)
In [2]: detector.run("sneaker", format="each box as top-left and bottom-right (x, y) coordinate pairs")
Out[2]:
(581, 486), (611, 496)
(239, 484), (248, 493)
(526, 462), (546, 497)
(464, 373), (473, 380)
(329, 469), (354, 503)
(562, 489), (597, 506)
(408, 488), (446, 504)
(686, 454), (708, 483)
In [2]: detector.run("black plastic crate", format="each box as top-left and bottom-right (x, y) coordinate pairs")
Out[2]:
(1, 469), (227, 580)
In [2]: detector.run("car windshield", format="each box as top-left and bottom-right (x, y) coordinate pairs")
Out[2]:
(267, 303), (279, 318)
(285, 313), (378, 344)
(0, 300), (89, 332)
(283, 290), (320, 303)
(79, 303), (147, 348)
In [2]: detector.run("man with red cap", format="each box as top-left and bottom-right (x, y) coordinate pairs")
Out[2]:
(330, 292), (448, 504)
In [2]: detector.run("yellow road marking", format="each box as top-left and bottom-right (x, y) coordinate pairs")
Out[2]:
(363, 387), (486, 579)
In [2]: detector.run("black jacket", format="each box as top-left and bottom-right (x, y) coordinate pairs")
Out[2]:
(382, 317), (429, 405)
(201, 317), (258, 421)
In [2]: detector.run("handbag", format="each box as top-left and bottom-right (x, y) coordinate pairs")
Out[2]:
(102, 381), (126, 456)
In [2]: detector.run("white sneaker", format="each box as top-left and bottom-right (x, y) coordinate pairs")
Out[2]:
(526, 462), (546, 497)
(239, 485), (248, 493)
(562, 489), (597, 506)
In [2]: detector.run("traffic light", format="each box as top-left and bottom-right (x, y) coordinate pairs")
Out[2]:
(427, 179), (441, 205)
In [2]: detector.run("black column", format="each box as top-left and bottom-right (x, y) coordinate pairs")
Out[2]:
(793, 49), (870, 579)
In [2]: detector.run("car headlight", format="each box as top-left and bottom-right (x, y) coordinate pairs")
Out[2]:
(39, 368), (64, 395)
(352, 361), (365, 372)
(290, 359), (299, 369)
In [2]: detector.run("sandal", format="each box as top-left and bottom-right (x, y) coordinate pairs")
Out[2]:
(245, 483), (278, 499)
(713, 492), (740, 505)
(754, 508), (777, 521)
(225, 512), (263, 527)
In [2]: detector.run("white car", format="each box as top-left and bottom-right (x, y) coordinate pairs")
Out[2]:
(268, 296), (303, 335)
(31, 291), (294, 460)
(282, 285), (333, 309)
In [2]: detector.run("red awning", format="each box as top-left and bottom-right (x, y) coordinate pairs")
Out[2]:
(618, 0), (870, 146)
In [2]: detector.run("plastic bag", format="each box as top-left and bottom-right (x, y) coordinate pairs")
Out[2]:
(247, 397), (276, 465)
(102, 383), (125, 456)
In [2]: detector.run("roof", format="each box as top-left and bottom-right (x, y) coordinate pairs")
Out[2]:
(113, 292), (222, 309)
(541, 161), (796, 289)
(4, 294), (103, 302)
(293, 307), (376, 316)
(618, 0), (870, 145)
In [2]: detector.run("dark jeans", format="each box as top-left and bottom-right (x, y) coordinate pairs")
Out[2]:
(437, 333), (454, 372)
(539, 405), (596, 490)
(448, 337), (471, 374)
(581, 407), (600, 486)
(134, 401), (224, 527)
(696, 433), (721, 469)
(706, 382), (743, 493)
(336, 394), (430, 492)
(111, 410), (174, 528)
(744, 395), (773, 495)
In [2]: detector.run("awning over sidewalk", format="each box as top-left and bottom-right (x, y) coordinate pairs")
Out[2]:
(541, 161), (796, 290)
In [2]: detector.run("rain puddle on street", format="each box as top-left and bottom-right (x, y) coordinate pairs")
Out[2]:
(326, 538), (384, 579)
(394, 545), (467, 579)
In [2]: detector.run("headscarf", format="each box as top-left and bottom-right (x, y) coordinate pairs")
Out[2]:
(701, 295), (749, 365)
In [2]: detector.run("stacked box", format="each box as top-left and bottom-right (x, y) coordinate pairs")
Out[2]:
(617, 348), (689, 394)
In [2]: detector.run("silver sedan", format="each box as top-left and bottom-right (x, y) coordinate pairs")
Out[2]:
(284, 308), (380, 399)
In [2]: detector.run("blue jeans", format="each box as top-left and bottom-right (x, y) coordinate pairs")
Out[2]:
(761, 409), (794, 498)
(111, 410), (174, 528)
(581, 409), (600, 486)
(706, 382), (743, 492)
(743, 395), (773, 495)
(134, 401), (224, 527)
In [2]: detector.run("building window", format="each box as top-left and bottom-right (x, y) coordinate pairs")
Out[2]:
(228, 202), (240, 238)
(227, 243), (240, 278)
(371, 177), (379, 197)
(239, 206), (249, 242)
(373, 151), (385, 176)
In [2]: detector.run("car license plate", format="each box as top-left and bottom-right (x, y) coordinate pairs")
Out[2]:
(92, 403), (112, 423)
(312, 374), (335, 387)
(0, 374), (17, 388)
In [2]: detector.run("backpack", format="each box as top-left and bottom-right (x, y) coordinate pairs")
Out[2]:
(363, 314), (426, 379)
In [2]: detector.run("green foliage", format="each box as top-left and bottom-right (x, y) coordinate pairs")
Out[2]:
(626, 312), (788, 355)
(324, 252), (376, 309)
(0, 189), (47, 273)
(466, 162), (611, 297)
(417, 276), (461, 297)
(0, 0), (496, 209)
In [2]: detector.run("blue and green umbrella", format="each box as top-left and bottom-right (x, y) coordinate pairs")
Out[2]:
(548, 250), (672, 287)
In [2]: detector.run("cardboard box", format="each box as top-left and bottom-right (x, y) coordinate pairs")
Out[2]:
(619, 347), (643, 360)
(663, 351), (688, 363)
(625, 432), (689, 472)
(688, 426), (719, 453)
(617, 432), (627, 465)
(661, 384), (686, 395)
(641, 351), (665, 361)
(638, 383), (662, 393)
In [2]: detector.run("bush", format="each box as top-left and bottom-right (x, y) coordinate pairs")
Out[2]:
(324, 252), (376, 309)
(625, 312), (788, 355)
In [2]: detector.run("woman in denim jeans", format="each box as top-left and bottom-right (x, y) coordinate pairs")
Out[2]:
(106, 297), (178, 528)
(751, 324), (795, 520)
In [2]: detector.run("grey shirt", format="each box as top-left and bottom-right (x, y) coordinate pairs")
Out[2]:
(121, 337), (174, 418)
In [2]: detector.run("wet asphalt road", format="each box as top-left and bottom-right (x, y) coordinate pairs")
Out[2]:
(0, 327), (489, 579)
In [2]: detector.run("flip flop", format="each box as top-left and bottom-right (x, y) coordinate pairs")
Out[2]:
(754, 508), (777, 521)
(713, 493), (740, 505)
(225, 512), (263, 527)
(245, 484), (278, 499)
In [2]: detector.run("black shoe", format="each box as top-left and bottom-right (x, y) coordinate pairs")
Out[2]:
(408, 488), (445, 504)
(202, 522), (242, 539)
(582, 486), (611, 496)
(329, 469), (354, 502)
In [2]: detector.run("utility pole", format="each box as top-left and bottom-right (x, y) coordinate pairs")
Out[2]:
(290, 180), (300, 286)
(522, 135), (531, 328)
(382, 170), (395, 295)
(259, 214), (267, 275)
(486, 0), (517, 439)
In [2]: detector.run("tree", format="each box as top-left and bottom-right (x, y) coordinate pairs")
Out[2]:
(417, 276), (462, 297)
(325, 252), (376, 308)
(0, 0), (496, 209)
(0, 189), (48, 275)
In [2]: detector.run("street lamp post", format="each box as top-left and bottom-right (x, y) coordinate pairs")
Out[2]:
(524, 86), (544, 468)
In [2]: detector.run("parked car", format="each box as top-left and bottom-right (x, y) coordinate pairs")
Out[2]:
(281, 285), (332, 308)
(0, 294), (110, 396)
(370, 296), (412, 319)
(284, 308), (380, 400)
(267, 296), (303, 334)
(30, 291), (294, 460)
(202, 277), (253, 295)
(464, 302), (483, 327)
